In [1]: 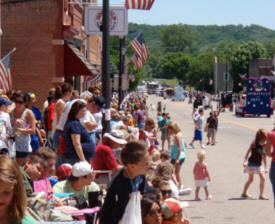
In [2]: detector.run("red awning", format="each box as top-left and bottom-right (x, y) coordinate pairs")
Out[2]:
(64, 44), (100, 77)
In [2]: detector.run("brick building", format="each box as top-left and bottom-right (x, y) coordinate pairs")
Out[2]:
(1, 0), (102, 108)
(249, 58), (273, 77)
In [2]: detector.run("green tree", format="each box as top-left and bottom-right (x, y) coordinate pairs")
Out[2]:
(230, 41), (267, 92)
(186, 53), (214, 92)
(128, 63), (144, 91)
(160, 52), (192, 81)
(160, 25), (201, 54)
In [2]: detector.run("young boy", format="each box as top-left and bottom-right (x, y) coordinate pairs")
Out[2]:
(161, 198), (190, 224)
(99, 140), (150, 224)
(189, 108), (205, 149)
(19, 152), (46, 196)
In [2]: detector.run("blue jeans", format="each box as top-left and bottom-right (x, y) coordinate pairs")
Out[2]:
(269, 161), (275, 207)
(52, 130), (63, 151)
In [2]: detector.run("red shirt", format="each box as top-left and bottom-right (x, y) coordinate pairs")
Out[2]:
(47, 102), (55, 130)
(91, 143), (118, 173)
(267, 130), (275, 162)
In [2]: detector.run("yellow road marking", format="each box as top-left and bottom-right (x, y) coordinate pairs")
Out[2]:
(222, 118), (258, 131)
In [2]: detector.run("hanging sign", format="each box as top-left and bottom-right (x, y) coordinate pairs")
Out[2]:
(84, 6), (128, 36)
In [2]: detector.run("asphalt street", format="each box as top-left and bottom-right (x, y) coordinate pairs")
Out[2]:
(147, 95), (275, 224)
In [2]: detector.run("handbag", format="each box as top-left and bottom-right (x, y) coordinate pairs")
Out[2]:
(204, 124), (209, 132)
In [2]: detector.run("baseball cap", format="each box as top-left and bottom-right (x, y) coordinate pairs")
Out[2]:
(72, 161), (93, 177)
(93, 96), (106, 108)
(57, 163), (72, 180)
(0, 97), (12, 106)
(161, 198), (189, 220)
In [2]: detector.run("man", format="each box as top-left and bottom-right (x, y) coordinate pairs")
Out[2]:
(189, 108), (205, 149)
(19, 152), (46, 196)
(53, 161), (99, 200)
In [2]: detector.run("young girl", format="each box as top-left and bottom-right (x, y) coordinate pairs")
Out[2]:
(242, 128), (268, 199)
(0, 156), (36, 224)
(193, 150), (212, 200)
(167, 122), (186, 191)
(140, 118), (157, 153)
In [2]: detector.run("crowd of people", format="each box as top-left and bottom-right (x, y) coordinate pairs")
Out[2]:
(1, 83), (275, 223)
(0, 83), (193, 224)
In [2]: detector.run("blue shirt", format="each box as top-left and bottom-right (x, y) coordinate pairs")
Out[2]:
(171, 136), (185, 160)
(64, 119), (95, 161)
(158, 119), (169, 134)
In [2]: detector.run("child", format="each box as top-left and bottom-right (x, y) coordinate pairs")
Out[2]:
(242, 129), (268, 199)
(150, 150), (161, 169)
(193, 150), (212, 200)
(158, 113), (170, 151)
(140, 118), (157, 153)
(167, 122), (186, 191)
(99, 141), (150, 224)
(161, 198), (190, 224)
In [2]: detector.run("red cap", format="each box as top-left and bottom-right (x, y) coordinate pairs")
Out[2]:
(57, 164), (72, 180)
(161, 198), (188, 220)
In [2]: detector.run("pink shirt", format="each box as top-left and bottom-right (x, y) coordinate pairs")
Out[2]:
(267, 130), (275, 162)
(194, 162), (208, 180)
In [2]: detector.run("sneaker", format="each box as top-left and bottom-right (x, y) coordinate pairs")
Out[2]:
(179, 187), (192, 196)
(189, 143), (195, 149)
(201, 144), (206, 149)
(259, 196), (269, 200)
(194, 197), (201, 201)
(206, 195), (212, 200)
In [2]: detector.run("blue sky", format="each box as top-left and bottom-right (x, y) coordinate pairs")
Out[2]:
(98, 0), (275, 30)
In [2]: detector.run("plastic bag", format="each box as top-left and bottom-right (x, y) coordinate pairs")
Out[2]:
(120, 191), (142, 224)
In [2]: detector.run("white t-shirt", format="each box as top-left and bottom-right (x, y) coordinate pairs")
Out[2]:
(0, 111), (11, 148)
(111, 120), (124, 130)
(80, 111), (96, 133)
(93, 111), (103, 133)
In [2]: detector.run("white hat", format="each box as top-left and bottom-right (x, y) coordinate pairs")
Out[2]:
(104, 129), (127, 145)
(72, 161), (93, 177)
(161, 198), (189, 220)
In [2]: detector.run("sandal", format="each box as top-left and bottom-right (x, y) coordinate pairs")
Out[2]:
(241, 193), (253, 199)
(259, 196), (269, 200)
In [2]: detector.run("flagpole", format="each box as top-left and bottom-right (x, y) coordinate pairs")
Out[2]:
(1, 48), (16, 61)
(102, 0), (111, 134)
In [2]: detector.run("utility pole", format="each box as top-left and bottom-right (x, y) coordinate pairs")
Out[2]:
(214, 56), (218, 95)
(118, 36), (125, 110)
(225, 62), (228, 93)
(102, 0), (110, 134)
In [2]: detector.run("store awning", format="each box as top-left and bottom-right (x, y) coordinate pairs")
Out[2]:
(64, 44), (100, 77)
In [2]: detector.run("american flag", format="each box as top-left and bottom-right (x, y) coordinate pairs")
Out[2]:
(131, 32), (148, 63)
(0, 50), (13, 93)
(125, 0), (155, 10)
(131, 54), (143, 70)
(239, 73), (247, 80)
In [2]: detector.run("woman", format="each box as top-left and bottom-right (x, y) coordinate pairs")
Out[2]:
(0, 156), (36, 224)
(265, 127), (275, 207)
(141, 194), (162, 224)
(52, 83), (73, 151)
(64, 100), (95, 165)
(11, 92), (36, 166)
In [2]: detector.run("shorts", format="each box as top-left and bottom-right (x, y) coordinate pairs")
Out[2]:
(195, 180), (209, 187)
(194, 130), (202, 141)
(171, 158), (185, 165)
(16, 151), (30, 158)
(161, 132), (167, 141)
(207, 128), (216, 138)
(244, 164), (264, 174)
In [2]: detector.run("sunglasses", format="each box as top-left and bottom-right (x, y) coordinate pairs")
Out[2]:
(0, 151), (8, 155)
(15, 100), (24, 104)
(161, 190), (172, 195)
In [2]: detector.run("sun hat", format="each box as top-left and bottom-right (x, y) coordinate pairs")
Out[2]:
(57, 163), (72, 180)
(161, 198), (189, 220)
(104, 129), (127, 145)
(0, 97), (12, 106)
(72, 161), (93, 177)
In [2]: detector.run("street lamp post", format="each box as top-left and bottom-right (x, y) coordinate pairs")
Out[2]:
(119, 36), (125, 109)
(102, 0), (110, 134)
